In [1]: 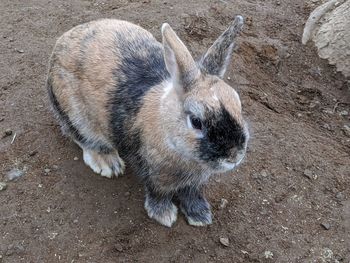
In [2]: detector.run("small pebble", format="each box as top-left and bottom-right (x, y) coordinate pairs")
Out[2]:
(0, 117), (4, 122)
(29, 150), (38, 157)
(124, 191), (130, 197)
(219, 237), (229, 247)
(219, 198), (228, 209)
(44, 168), (51, 174)
(261, 170), (268, 177)
(264, 250), (274, 259)
(115, 244), (123, 252)
(52, 165), (59, 170)
(48, 232), (58, 240)
(339, 110), (348, 116)
(322, 123), (331, 130)
(0, 182), (7, 191)
(73, 219), (78, 224)
(73, 157), (79, 161)
(321, 222), (330, 230)
(7, 168), (25, 181)
(4, 129), (12, 137)
(16, 49), (24, 53)
(303, 169), (313, 180)
(342, 125), (350, 137)
(336, 192), (344, 201)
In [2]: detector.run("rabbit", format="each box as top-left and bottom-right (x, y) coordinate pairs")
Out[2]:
(47, 15), (249, 227)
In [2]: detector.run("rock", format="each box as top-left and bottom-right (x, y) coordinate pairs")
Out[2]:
(219, 237), (229, 247)
(115, 244), (123, 252)
(7, 168), (25, 181)
(260, 170), (268, 177)
(73, 157), (79, 161)
(219, 198), (228, 209)
(339, 110), (348, 116)
(0, 182), (7, 191)
(16, 49), (24, 53)
(321, 222), (331, 230)
(303, 0), (350, 77)
(28, 150), (38, 157)
(3, 129), (12, 137)
(5, 244), (25, 256)
(303, 169), (313, 180)
(48, 232), (58, 240)
(52, 165), (59, 170)
(264, 250), (274, 259)
(335, 192), (344, 201)
(342, 125), (350, 137)
(44, 168), (51, 174)
(322, 123), (331, 130)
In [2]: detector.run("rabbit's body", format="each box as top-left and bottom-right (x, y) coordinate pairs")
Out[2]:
(48, 17), (248, 227)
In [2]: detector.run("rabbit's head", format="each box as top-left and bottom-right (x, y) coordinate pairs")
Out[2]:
(160, 16), (249, 173)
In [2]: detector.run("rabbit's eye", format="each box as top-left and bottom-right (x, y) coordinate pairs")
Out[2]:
(190, 116), (202, 130)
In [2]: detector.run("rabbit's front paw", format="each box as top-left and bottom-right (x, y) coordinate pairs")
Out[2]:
(144, 190), (177, 227)
(177, 186), (212, 226)
(83, 149), (125, 178)
(180, 200), (212, 226)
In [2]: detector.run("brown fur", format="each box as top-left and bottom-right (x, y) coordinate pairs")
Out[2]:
(48, 19), (157, 144)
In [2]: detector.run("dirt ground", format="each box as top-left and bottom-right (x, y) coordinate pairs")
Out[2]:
(0, 0), (349, 262)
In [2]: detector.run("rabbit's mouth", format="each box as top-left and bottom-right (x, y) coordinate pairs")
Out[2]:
(216, 152), (246, 173)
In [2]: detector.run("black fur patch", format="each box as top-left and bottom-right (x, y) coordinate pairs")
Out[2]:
(109, 31), (169, 154)
(198, 105), (246, 163)
(176, 186), (212, 224)
(47, 76), (111, 154)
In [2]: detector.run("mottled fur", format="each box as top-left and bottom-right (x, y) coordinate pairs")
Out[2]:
(47, 16), (248, 227)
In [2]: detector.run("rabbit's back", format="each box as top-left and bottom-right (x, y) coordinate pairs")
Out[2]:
(48, 19), (168, 148)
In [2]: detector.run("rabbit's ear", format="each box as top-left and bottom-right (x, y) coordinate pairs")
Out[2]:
(162, 23), (199, 93)
(200, 16), (244, 78)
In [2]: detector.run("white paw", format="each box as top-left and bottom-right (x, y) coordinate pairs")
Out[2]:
(83, 150), (102, 174)
(83, 150), (114, 179)
(111, 156), (125, 177)
(144, 201), (178, 227)
(187, 217), (212, 227)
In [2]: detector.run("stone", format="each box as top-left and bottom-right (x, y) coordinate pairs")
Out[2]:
(219, 198), (228, 209)
(339, 110), (348, 116)
(303, 169), (313, 180)
(28, 150), (38, 157)
(7, 168), (25, 181)
(264, 250), (274, 259)
(0, 182), (7, 191)
(4, 129), (12, 137)
(219, 237), (229, 247)
(342, 125), (350, 137)
(321, 222), (330, 230)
